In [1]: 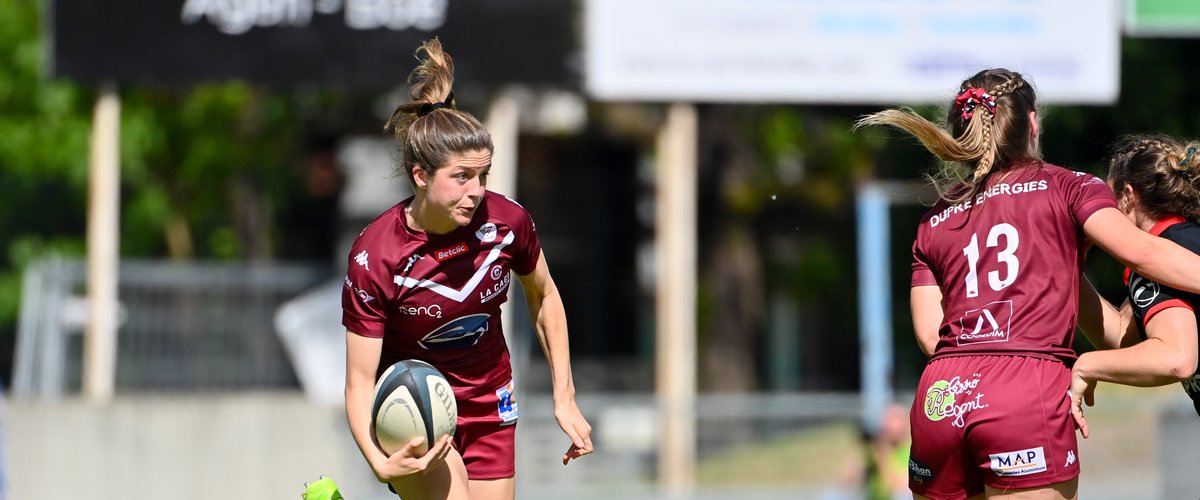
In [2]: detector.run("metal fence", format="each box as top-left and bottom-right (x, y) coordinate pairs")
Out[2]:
(13, 257), (332, 398)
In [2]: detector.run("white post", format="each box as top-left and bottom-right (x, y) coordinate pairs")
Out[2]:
(655, 102), (697, 495)
(856, 183), (893, 434)
(84, 83), (121, 402)
(485, 88), (523, 382)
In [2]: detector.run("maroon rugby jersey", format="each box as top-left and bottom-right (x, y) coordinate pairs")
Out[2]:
(911, 161), (1117, 362)
(342, 191), (541, 399)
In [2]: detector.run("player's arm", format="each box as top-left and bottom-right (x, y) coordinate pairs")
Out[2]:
(1085, 207), (1200, 294)
(910, 285), (943, 357)
(1116, 300), (1141, 348)
(516, 251), (594, 464)
(1074, 307), (1199, 387)
(345, 332), (450, 482)
(1076, 275), (1128, 350)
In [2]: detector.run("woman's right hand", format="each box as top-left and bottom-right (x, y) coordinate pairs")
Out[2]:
(371, 435), (453, 483)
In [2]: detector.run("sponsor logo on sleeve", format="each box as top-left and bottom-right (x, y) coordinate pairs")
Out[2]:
(354, 250), (370, 270)
(344, 276), (374, 303)
(990, 447), (1047, 477)
(1129, 275), (1160, 308)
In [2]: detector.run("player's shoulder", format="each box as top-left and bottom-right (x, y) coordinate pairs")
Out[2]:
(1161, 220), (1200, 253)
(483, 191), (532, 221)
(1039, 162), (1106, 186)
(353, 201), (409, 249)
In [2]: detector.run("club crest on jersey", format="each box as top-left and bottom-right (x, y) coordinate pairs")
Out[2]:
(476, 223), (498, 243)
(419, 314), (490, 350)
(433, 243), (469, 262)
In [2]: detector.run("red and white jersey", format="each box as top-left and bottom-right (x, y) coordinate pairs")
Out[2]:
(342, 191), (542, 399)
(911, 161), (1117, 362)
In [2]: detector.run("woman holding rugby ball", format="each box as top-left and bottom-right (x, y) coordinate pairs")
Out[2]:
(341, 38), (592, 500)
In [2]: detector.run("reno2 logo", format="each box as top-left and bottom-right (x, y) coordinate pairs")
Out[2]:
(476, 223), (498, 243)
(419, 314), (490, 350)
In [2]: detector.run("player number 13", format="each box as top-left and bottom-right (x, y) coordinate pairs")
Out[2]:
(961, 223), (1020, 298)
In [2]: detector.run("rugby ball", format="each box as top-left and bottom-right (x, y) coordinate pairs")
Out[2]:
(371, 359), (457, 455)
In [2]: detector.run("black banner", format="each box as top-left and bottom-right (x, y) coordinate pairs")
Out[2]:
(50, 0), (574, 89)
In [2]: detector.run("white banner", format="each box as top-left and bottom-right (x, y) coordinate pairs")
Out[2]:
(584, 0), (1120, 104)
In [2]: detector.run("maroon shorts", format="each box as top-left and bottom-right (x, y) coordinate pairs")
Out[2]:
(908, 355), (1080, 499)
(453, 380), (519, 480)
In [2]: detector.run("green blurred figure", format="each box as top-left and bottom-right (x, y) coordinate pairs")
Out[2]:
(863, 403), (911, 500)
(302, 476), (344, 500)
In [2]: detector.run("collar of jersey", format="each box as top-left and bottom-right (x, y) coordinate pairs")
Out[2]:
(1125, 215), (1190, 285)
(1149, 215), (1188, 237)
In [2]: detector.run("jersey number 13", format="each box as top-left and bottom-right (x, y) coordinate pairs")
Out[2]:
(961, 223), (1020, 298)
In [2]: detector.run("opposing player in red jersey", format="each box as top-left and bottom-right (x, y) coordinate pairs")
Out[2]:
(341, 38), (592, 500)
(1072, 135), (1200, 436)
(856, 69), (1200, 500)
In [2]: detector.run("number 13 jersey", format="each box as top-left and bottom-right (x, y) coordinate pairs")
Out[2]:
(911, 161), (1117, 362)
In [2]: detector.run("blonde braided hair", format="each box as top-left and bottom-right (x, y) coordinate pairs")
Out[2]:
(853, 68), (1040, 204)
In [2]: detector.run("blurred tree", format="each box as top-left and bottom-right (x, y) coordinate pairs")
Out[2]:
(696, 104), (887, 391)
(0, 0), (94, 364)
(0, 0), (331, 380)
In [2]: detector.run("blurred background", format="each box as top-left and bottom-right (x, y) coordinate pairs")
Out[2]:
(3, 0), (1200, 498)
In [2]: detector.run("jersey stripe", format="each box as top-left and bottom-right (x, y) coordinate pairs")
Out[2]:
(394, 231), (516, 303)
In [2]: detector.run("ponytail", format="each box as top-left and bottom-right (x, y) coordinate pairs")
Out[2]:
(853, 68), (1039, 204)
(384, 38), (492, 184)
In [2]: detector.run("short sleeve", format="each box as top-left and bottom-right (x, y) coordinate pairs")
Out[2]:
(1130, 275), (1196, 328)
(1063, 172), (1118, 227)
(341, 228), (391, 338)
(511, 206), (542, 276)
(912, 237), (937, 287)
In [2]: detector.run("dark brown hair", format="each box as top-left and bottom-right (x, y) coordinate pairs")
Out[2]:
(853, 68), (1040, 203)
(1107, 134), (1200, 220)
(383, 38), (493, 184)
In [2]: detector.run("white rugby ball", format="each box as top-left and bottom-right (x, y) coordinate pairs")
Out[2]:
(371, 359), (458, 455)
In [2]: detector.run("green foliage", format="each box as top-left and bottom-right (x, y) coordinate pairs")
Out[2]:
(0, 0), (314, 351)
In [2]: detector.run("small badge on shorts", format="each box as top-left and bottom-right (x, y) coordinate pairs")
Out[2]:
(909, 457), (935, 484)
(496, 381), (519, 425)
(989, 446), (1047, 477)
